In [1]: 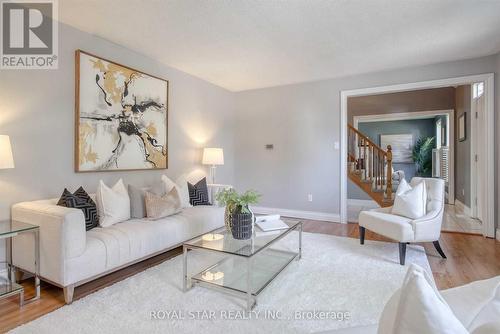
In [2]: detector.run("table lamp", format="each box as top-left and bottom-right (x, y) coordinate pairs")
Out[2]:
(202, 148), (224, 184)
(0, 135), (14, 170)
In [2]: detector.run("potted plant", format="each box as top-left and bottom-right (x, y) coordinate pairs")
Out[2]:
(215, 188), (261, 240)
(412, 136), (435, 177)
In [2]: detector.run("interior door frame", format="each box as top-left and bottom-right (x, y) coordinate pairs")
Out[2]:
(340, 73), (495, 238)
(470, 83), (486, 220)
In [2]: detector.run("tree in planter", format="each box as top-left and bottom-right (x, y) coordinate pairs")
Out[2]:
(412, 136), (435, 177)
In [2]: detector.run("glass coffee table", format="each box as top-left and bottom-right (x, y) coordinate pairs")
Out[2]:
(183, 220), (302, 310)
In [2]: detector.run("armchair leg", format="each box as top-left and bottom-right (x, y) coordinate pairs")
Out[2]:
(399, 243), (407, 265)
(359, 226), (365, 245)
(433, 241), (447, 259)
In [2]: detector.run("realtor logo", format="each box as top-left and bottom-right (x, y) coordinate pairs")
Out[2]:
(1, 0), (58, 69)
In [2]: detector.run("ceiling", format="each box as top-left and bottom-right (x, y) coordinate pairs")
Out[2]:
(59, 0), (500, 91)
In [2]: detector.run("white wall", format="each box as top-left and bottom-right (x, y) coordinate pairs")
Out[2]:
(234, 54), (499, 221)
(0, 24), (235, 263)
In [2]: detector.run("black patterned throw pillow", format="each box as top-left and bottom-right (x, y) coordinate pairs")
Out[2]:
(57, 187), (99, 231)
(188, 177), (211, 206)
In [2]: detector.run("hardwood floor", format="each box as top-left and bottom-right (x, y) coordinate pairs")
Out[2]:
(1, 221), (499, 332)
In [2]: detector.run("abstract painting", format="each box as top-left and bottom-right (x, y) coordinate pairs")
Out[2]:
(75, 50), (168, 172)
(380, 134), (413, 163)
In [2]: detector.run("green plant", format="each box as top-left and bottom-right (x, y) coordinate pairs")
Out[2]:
(215, 188), (261, 214)
(412, 136), (435, 176)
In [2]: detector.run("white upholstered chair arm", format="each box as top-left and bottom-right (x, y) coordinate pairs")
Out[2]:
(370, 206), (392, 214)
(12, 201), (87, 260)
(411, 208), (444, 242)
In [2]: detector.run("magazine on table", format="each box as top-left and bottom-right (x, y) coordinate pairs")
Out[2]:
(255, 214), (289, 232)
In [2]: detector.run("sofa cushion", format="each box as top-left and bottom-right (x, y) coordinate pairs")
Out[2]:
(64, 206), (225, 285)
(468, 282), (500, 331)
(471, 322), (500, 334)
(57, 187), (98, 231)
(441, 276), (500, 328)
(188, 177), (211, 206)
(97, 179), (131, 227)
(359, 209), (414, 242)
(377, 264), (467, 334)
(144, 187), (182, 219)
(162, 174), (191, 208)
(392, 179), (427, 219)
(128, 184), (148, 219)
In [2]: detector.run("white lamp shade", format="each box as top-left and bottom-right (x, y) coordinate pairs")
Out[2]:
(0, 135), (14, 169)
(202, 148), (224, 165)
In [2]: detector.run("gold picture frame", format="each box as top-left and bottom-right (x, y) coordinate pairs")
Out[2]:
(75, 50), (168, 172)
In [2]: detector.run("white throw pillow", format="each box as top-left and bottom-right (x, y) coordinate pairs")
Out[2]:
(395, 178), (412, 195)
(391, 179), (427, 219)
(161, 175), (191, 208)
(468, 283), (500, 332)
(96, 179), (131, 227)
(378, 264), (467, 334)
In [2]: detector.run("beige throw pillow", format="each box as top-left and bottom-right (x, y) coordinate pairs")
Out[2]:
(145, 187), (182, 219)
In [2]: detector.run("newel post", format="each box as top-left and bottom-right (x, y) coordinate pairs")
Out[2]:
(386, 145), (393, 200)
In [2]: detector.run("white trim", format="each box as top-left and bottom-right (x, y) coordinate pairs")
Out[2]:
(340, 73), (495, 238)
(251, 206), (341, 223)
(470, 85), (478, 218)
(347, 199), (379, 207)
(352, 109), (455, 203)
(340, 90), (348, 223)
(353, 109), (454, 128)
(454, 199), (472, 217)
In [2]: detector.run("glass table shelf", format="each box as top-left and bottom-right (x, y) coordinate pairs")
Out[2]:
(0, 276), (24, 305)
(0, 220), (38, 237)
(191, 248), (297, 296)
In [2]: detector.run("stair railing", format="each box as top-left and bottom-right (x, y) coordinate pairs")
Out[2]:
(348, 124), (393, 202)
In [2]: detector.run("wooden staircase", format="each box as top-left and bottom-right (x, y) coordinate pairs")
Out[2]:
(348, 124), (394, 207)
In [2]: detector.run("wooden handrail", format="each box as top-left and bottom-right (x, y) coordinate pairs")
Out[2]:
(348, 125), (387, 156)
(347, 124), (394, 206)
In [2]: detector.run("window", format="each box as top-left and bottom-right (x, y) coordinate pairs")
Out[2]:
(473, 82), (484, 98)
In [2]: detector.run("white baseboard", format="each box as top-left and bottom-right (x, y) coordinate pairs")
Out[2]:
(454, 199), (472, 216)
(347, 199), (379, 208)
(251, 206), (341, 223)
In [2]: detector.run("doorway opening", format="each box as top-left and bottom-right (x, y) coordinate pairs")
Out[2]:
(340, 74), (495, 238)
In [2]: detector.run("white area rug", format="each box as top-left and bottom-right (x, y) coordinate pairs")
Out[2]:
(11, 232), (431, 334)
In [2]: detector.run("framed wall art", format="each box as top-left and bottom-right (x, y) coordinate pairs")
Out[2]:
(380, 133), (413, 163)
(75, 50), (168, 172)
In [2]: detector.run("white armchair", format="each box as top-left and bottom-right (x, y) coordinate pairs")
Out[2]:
(358, 177), (446, 265)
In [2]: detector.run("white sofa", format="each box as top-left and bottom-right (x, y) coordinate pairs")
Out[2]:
(322, 275), (500, 333)
(11, 197), (224, 303)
